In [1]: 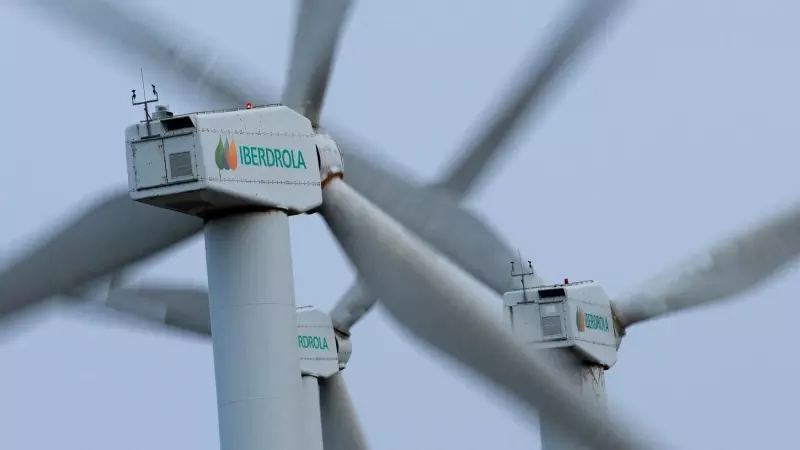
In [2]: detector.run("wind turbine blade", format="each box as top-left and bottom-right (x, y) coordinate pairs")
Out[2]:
(434, 0), (626, 199)
(613, 203), (800, 328)
(321, 142), (545, 334)
(106, 284), (211, 336)
(59, 298), (206, 337)
(341, 148), (542, 295)
(326, 148), (544, 334)
(320, 178), (655, 450)
(328, 279), (374, 334)
(282, 0), (354, 125)
(319, 372), (369, 450)
(0, 190), (202, 318)
(62, 272), (122, 301)
(20, 0), (273, 109)
(107, 271), (126, 291)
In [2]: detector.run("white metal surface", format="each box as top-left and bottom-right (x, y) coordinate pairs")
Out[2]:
(504, 280), (618, 368)
(296, 306), (340, 377)
(315, 131), (345, 186)
(301, 375), (325, 450)
(204, 211), (303, 450)
(333, 332), (353, 369)
(125, 105), (323, 216)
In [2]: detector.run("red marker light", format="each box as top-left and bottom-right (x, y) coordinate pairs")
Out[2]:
(246, 102), (253, 109)
(564, 278), (569, 284)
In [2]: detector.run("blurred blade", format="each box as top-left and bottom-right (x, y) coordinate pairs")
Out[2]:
(21, 0), (274, 109)
(326, 142), (546, 334)
(328, 278), (374, 334)
(63, 272), (122, 301)
(62, 282), (96, 300)
(282, 0), (353, 125)
(319, 372), (368, 450)
(61, 298), (208, 339)
(320, 178), (655, 450)
(340, 145), (544, 295)
(0, 190), (202, 317)
(107, 271), (126, 291)
(435, 0), (626, 199)
(613, 203), (800, 328)
(106, 284), (211, 336)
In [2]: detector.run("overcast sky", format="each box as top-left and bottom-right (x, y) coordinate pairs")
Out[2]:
(1, 1), (799, 449)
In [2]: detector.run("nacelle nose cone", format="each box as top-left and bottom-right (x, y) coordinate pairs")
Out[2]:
(316, 132), (344, 187)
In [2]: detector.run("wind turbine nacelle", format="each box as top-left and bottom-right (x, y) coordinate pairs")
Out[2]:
(124, 105), (323, 218)
(502, 280), (618, 368)
(295, 306), (342, 377)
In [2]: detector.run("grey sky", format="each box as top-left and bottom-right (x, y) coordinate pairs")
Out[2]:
(1, 1), (798, 449)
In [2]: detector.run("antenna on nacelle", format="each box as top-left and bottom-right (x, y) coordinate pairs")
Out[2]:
(131, 68), (159, 136)
(510, 250), (535, 303)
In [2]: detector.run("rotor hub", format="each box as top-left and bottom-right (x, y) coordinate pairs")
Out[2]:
(315, 132), (344, 187)
(334, 330), (353, 369)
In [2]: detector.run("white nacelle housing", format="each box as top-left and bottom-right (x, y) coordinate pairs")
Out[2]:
(295, 307), (341, 377)
(125, 105), (323, 217)
(503, 280), (618, 368)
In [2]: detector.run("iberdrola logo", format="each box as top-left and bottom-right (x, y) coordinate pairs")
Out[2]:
(215, 135), (239, 171)
(576, 307), (609, 333)
(576, 307), (586, 332)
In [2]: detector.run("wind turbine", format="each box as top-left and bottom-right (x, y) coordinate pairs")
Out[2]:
(9, 0), (798, 449)
(4, 0), (650, 449)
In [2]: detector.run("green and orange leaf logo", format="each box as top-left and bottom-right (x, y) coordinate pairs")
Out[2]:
(215, 136), (239, 171)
